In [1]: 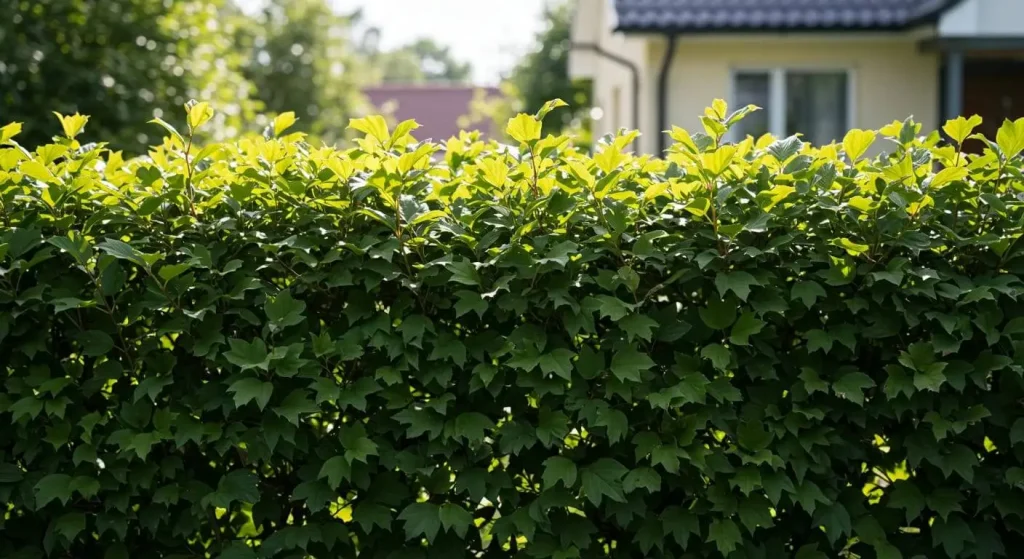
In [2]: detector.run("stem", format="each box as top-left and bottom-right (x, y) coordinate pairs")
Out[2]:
(183, 134), (197, 217)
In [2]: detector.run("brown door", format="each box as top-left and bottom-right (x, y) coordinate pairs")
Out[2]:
(962, 59), (1024, 152)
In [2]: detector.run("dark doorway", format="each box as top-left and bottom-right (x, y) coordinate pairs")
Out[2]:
(962, 58), (1024, 151)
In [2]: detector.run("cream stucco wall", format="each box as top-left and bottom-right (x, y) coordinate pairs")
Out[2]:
(652, 36), (941, 148)
(569, 0), (659, 153)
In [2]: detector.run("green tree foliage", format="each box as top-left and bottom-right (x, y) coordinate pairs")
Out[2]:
(508, 1), (592, 136)
(0, 0), (256, 152)
(356, 29), (473, 85)
(2, 100), (1024, 558)
(240, 0), (367, 143)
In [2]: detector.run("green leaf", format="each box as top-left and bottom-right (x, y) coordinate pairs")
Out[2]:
(707, 518), (742, 555)
(595, 408), (629, 444)
(610, 346), (656, 382)
(218, 543), (257, 559)
(542, 456), (578, 488)
(35, 474), (73, 506)
(96, 239), (148, 268)
(210, 470), (260, 507)
(623, 467), (662, 493)
(585, 294), (633, 321)
(737, 421), (773, 451)
(701, 344), (731, 371)
(0, 463), (24, 483)
(398, 502), (441, 542)
(699, 296), (737, 330)
(715, 271), (758, 301)
(913, 363), (947, 393)
(814, 502), (851, 545)
(273, 389), (318, 425)
(76, 330), (114, 357)
(439, 503), (473, 538)
(738, 494), (775, 532)
(618, 313), (659, 342)
(446, 259), (480, 286)
(888, 479), (929, 522)
(53, 512), (87, 542)
(224, 338), (270, 371)
(932, 515), (975, 558)
(661, 506), (699, 549)
(354, 503), (393, 532)
(265, 290), (306, 331)
(792, 281), (827, 308)
(730, 312), (765, 346)
(454, 412), (494, 443)
(227, 378), (273, 410)
(318, 456), (351, 488)
(581, 458), (628, 506)
(1010, 418), (1024, 445)
(538, 348), (575, 381)
(928, 487), (963, 521)
(833, 371), (874, 406)
(794, 480), (829, 515)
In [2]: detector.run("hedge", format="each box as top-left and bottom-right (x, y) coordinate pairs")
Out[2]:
(1, 100), (1024, 559)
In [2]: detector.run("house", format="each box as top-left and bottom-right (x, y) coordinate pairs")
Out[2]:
(569, 0), (1024, 154)
(362, 85), (504, 142)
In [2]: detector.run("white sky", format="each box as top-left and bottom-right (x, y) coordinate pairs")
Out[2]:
(334, 0), (549, 84)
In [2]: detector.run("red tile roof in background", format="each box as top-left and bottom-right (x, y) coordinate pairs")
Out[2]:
(362, 85), (503, 142)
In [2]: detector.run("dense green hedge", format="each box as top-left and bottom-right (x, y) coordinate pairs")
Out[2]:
(2, 101), (1024, 559)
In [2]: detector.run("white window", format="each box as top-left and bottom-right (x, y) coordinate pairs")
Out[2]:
(732, 69), (851, 145)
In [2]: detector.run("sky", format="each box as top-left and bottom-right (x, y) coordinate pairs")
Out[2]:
(335, 0), (549, 85)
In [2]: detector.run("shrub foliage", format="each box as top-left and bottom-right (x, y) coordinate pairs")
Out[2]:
(2, 102), (1024, 559)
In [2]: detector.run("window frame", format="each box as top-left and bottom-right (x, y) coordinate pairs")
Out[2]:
(727, 66), (856, 143)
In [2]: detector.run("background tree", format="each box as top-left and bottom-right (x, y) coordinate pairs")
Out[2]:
(0, 0), (256, 152)
(506, 1), (592, 139)
(357, 32), (473, 85)
(240, 0), (368, 143)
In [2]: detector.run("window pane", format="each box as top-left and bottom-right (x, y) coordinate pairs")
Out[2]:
(734, 72), (770, 139)
(785, 72), (848, 145)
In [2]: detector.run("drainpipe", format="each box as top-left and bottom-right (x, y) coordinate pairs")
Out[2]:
(569, 42), (640, 154)
(656, 34), (678, 154)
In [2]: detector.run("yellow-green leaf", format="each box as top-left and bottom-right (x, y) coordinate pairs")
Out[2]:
(996, 117), (1024, 159)
(53, 112), (89, 139)
(348, 115), (390, 144)
(684, 197), (711, 217)
(536, 99), (568, 121)
(186, 102), (213, 131)
(1, 122), (22, 144)
(20, 160), (58, 184)
(943, 115), (982, 146)
(930, 166), (968, 189)
(272, 112), (298, 137)
(843, 129), (876, 161)
(479, 158), (508, 188)
(847, 196), (876, 213)
(837, 237), (869, 256)
(506, 113), (542, 145)
(702, 145), (737, 176)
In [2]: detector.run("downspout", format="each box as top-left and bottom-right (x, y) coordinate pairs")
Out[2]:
(568, 42), (640, 154)
(656, 34), (678, 154)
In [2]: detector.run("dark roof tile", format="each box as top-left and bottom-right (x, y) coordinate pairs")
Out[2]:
(614, 0), (960, 32)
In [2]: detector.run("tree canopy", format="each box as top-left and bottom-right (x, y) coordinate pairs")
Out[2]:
(1, 0), (255, 152)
